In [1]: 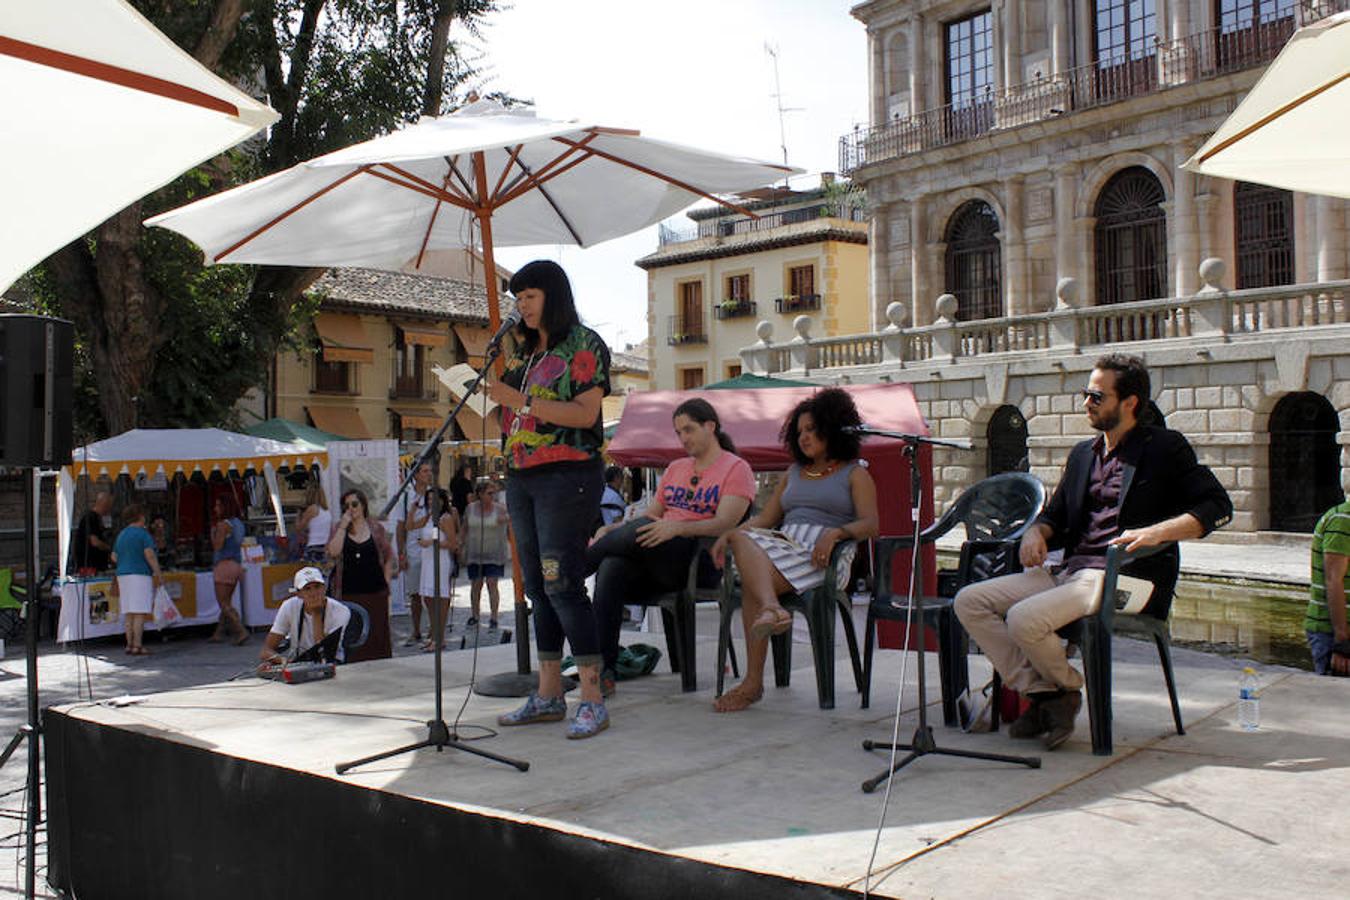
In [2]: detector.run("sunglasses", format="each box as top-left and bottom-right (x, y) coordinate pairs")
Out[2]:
(1081, 389), (1108, 406)
(345, 500), (362, 510)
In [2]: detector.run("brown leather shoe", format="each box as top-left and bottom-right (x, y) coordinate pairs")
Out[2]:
(1007, 699), (1045, 739)
(1041, 690), (1083, 751)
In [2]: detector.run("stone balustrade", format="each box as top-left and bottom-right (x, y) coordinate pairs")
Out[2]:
(740, 262), (1350, 379)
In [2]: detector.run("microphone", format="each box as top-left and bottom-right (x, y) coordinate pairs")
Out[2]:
(486, 305), (523, 349)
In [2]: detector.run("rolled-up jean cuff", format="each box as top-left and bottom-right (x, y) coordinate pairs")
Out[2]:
(570, 654), (602, 668)
(537, 650), (565, 662)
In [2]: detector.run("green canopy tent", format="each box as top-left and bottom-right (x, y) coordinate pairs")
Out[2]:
(242, 417), (344, 452)
(703, 373), (813, 390)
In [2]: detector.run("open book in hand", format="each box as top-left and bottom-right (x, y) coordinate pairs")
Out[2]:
(432, 363), (498, 414)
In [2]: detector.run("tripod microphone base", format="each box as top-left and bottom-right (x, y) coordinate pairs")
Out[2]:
(336, 718), (529, 775)
(861, 726), (1040, 793)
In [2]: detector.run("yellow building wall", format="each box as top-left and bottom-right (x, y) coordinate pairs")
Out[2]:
(646, 226), (869, 390)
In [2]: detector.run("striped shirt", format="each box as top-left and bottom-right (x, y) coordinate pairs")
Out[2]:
(1305, 499), (1350, 634)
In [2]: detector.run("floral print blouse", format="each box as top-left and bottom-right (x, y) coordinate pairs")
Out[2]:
(500, 324), (611, 470)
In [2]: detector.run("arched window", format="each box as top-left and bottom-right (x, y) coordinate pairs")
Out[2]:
(1234, 181), (1294, 289)
(1094, 167), (1167, 305)
(1269, 392), (1343, 533)
(944, 200), (1002, 321)
(987, 405), (1029, 475)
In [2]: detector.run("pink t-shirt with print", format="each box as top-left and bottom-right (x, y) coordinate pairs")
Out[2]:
(657, 452), (755, 522)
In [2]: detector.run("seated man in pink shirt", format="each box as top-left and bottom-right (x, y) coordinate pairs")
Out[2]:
(587, 398), (754, 694)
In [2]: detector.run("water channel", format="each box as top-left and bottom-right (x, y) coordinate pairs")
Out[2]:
(1166, 577), (1313, 671)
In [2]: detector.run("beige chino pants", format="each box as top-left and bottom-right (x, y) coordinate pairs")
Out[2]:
(953, 568), (1102, 695)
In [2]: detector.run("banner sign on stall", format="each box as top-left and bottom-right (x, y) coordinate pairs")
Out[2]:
(325, 440), (400, 523)
(262, 562), (303, 610)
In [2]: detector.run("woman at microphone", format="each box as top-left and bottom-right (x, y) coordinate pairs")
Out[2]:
(486, 260), (613, 739)
(711, 387), (879, 712)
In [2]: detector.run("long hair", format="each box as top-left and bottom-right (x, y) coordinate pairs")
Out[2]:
(673, 397), (736, 453)
(509, 259), (581, 352)
(303, 478), (328, 510)
(339, 488), (369, 527)
(780, 388), (863, 466)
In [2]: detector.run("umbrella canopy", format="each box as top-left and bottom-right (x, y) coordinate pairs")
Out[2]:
(704, 372), (814, 390)
(0, 0), (279, 291)
(146, 98), (799, 326)
(1183, 11), (1350, 197)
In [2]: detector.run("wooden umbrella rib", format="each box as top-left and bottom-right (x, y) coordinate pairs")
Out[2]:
(1198, 70), (1350, 163)
(495, 152), (594, 209)
(551, 137), (763, 218)
(215, 166), (367, 262)
(498, 134), (598, 197)
(444, 155), (477, 199)
(363, 167), (472, 207)
(490, 144), (527, 203)
(377, 163), (473, 205)
(414, 169), (458, 271)
(0, 35), (240, 117)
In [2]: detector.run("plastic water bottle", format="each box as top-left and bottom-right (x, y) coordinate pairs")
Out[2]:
(1238, 667), (1260, 732)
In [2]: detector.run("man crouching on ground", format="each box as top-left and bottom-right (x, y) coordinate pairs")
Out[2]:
(955, 354), (1232, 750)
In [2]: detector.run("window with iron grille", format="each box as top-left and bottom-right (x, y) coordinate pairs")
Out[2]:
(392, 328), (426, 398)
(313, 343), (351, 393)
(944, 200), (1002, 321)
(1094, 167), (1167, 305)
(1092, 1), (1157, 100)
(725, 273), (750, 302)
(678, 280), (704, 337)
(1234, 181), (1294, 289)
(1216, 1), (1298, 69)
(788, 265), (816, 298)
(944, 10), (994, 140)
(1218, 0), (1296, 31)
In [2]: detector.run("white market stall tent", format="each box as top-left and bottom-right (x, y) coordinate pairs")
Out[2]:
(55, 429), (328, 641)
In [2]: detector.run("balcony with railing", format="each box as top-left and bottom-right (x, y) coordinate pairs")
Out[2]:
(775, 294), (821, 314)
(740, 262), (1350, 378)
(667, 314), (708, 346)
(658, 202), (867, 247)
(715, 299), (757, 320)
(838, 8), (1346, 174)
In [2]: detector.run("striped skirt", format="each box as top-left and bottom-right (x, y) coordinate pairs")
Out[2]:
(743, 524), (856, 595)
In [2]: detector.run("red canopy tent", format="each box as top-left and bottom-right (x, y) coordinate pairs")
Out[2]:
(607, 382), (938, 646)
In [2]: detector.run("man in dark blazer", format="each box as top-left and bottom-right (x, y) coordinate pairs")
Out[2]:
(955, 354), (1232, 750)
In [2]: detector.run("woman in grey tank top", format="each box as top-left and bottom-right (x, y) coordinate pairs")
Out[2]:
(711, 388), (879, 713)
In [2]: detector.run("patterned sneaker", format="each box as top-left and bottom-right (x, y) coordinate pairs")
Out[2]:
(566, 701), (609, 739)
(497, 691), (567, 726)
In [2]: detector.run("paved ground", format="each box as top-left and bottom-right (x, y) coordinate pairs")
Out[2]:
(0, 534), (1324, 897)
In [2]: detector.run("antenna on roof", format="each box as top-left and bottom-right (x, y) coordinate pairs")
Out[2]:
(764, 42), (801, 194)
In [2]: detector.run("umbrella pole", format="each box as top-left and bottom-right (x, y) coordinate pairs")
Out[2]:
(471, 155), (547, 698)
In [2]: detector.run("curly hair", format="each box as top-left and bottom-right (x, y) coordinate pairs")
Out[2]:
(780, 387), (863, 466)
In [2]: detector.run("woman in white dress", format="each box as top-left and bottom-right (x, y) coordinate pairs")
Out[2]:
(418, 488), (461, 651)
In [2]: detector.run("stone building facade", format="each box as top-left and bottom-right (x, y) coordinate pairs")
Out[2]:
(735, 0), (1350, 536)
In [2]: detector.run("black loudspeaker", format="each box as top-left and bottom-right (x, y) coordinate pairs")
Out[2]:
(0, 314), (75, 467)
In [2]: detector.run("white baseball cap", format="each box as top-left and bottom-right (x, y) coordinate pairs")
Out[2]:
(292, 566), (326, 591)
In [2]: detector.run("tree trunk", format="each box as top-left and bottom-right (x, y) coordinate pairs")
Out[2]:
(422, 2), (459, 116)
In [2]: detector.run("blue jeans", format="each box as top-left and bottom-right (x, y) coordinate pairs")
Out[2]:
(1307, 630), (1334, 675)
(506, 460), (603, 665)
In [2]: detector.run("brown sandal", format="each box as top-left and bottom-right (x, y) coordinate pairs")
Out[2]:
(749, 607), (792, 640)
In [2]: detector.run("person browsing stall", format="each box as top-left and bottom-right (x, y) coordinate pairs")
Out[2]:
(711, 388), (879, 713)
(485, 259), (613, 739)
(259, 567), (351, 667)
(295, 480), (333, 564)
(209, 493), (249, 645)
(954, 354), (1232, 750)
(112, 504), (163, 656)
(587, 398), (753, 695)
(393, 462), (432, 647)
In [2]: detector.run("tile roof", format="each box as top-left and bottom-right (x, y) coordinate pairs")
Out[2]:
(311, 267), (491, 323)
(610, 349), (650, 374)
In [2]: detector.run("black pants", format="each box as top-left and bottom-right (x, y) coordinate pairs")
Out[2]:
(586, 517), (698, 673)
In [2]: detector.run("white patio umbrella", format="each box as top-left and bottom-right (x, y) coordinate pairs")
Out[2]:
(0, 0), (279, 292)
(1183, 11), (1350, 198)
(146, 98), (800, 328)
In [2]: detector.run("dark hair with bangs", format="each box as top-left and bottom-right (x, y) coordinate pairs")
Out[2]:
(780, 387), (863, 466)
(673, 397), (736, 453)
(509, 259), (581, 352)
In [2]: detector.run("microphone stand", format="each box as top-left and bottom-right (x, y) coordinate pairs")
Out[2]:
(336, 339), (528, 775)
(851, 427), (1039, 793)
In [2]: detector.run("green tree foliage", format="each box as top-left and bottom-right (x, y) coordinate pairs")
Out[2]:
(35, 0), (505, 439)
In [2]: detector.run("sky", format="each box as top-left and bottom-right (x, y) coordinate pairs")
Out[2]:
(472, 0), (869, 352)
